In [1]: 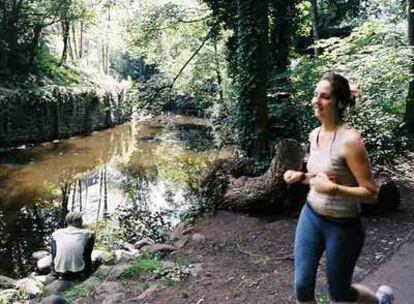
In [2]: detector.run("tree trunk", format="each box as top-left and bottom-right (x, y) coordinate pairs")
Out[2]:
(236, 0), (270, 160)
(269, 0), (295, 72)
(79, 21), (83, 59)
(71, 22), (78, 61)
(28, 25), (42, 70)
(406, 0), (414, 135)
(213, 37), (224, 101)
(310, 0), (321, 56)
(60, 20), (70, 65)
(199, 139), (304, 212)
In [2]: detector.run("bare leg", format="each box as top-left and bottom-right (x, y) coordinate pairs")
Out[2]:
(353, 284), (378, 304)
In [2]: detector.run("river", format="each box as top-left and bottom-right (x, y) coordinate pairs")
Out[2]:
(0, 115), (232, 278)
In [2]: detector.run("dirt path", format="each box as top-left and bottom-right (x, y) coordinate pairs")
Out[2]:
(140, 156), (414, 304)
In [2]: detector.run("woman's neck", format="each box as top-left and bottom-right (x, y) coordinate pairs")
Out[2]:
(321, 118), (342, 132)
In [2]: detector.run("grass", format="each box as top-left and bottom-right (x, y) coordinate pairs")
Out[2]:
(64, 283), (92, 302)
(121, 253), (163, 279)
(317, 293), (330, 304)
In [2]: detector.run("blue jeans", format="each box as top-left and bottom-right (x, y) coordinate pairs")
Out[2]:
(294, 203), (365, 302)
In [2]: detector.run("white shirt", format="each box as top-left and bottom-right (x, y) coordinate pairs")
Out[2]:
(52, 226), (92, 273)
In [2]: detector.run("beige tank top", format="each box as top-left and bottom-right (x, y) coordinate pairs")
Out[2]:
(306, 124), (360, 218)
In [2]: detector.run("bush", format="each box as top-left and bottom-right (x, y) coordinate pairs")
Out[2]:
(346, 103), (408, 165)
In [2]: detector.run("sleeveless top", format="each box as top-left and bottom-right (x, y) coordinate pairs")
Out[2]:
(306, 124), (361, 218)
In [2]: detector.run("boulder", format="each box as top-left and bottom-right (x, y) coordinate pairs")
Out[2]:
(44, 279), (73, 295)
(134, 237), (155, 249)
(92, 249), (115, 265)
(106, 264), (130, 281)
(174, 236), (189, 249)
(100, 292), (126, 304)
(142, 244), (176, 255)
(134, 283), (162, 300)
(114, 250), (137, 263)
(83, 276), (101, 290)
(32, 250), (50, 261)
(0, 275), (16, 288)
(15, 277), (42, 297)
(169, 223), (185, 241)
(37, 255), (52, 274)
(121, 242), (136, 252)
(191, 233), (206, 243)
(95, 281), (120, 296)
(40, 295), (68, 304)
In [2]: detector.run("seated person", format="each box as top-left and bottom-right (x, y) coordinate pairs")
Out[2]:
(51, 211), (95, 280)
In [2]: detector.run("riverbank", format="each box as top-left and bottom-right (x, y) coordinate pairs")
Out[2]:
(0, 82), (133, 147)
(2, 152), (408, 304)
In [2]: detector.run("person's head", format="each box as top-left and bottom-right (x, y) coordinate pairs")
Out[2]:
(65, 211), (83, 228)
(311, 72), (355, 123)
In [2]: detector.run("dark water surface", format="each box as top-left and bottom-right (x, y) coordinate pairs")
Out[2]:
(0, 116), (231, 278)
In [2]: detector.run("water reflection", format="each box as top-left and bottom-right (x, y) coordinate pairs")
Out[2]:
(0, 116), (232, 278)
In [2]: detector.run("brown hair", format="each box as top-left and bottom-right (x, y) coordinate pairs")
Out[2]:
(321, 72), (355, 117)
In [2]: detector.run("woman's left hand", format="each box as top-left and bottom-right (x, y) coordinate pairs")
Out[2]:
(310, 172), (337, 195)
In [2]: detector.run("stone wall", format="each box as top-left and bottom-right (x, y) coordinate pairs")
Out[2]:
(0, 86), (133, 147)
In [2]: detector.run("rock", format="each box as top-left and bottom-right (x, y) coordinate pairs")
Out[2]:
(37, 255), (52, 274)
(174, 235), (189, 249)
(0, 289), (19, 302)
(94, 292), (126, 304)
(160, 261), (176, 270)
(32, 250), (50, 261)
(114, 249), (136, 263)
(100, 292), (126, 304)
(33, 275), (48, 284)
(134, 237), (155, 249)
(106, 264), (130, 281)
(134, 283), (162, 300)
(83, 276), (101, 290)
(191, 233), (206, 243)
(189, 263), (203, 277)
(143, 244), (176, 255)
(121, 242), (136, 252)
(44, 279), (73, 295)
(0, 275), (16, 288)
(40, 295), (68, 304)
(15, 277), (42, 297)
(95, 281), (120, 296)
(169, 223), (185, 241)
(92, 249), (115, 265)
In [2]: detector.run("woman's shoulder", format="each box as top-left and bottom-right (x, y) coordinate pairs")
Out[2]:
(309, 127), (321, 139)
(341, 125), (365, 150)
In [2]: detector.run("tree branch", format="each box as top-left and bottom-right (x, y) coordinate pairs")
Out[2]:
(169, 29), (212, 89)
(155, 15), (211, 31)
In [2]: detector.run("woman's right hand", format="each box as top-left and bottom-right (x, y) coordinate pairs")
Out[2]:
(283, 170), (303, 185)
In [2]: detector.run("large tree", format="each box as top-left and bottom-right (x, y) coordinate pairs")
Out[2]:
(407, 0), (414, 135)
(235, 0), (270, 160)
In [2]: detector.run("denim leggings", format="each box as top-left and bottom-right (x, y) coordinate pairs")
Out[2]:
(294, 203), (365, 302)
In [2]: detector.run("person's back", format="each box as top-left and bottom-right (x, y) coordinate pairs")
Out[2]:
(52, 226), (92, 273)
(51, 211), (94, 279)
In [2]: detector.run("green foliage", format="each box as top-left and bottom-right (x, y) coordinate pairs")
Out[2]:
(285, 17), (409, 164)
(34, 51), (80, 85)
(121, 253), (162, 279)
(115, 202), (171, 243)
(317, 293), (330, 304)
(64, 283), (92, 302)
(124, 1), (224, 115)
(179, 194), (215, 225)
(347, 103), (408, 164)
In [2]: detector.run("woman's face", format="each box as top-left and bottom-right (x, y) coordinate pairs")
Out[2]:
(311, 80), (338, 122)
